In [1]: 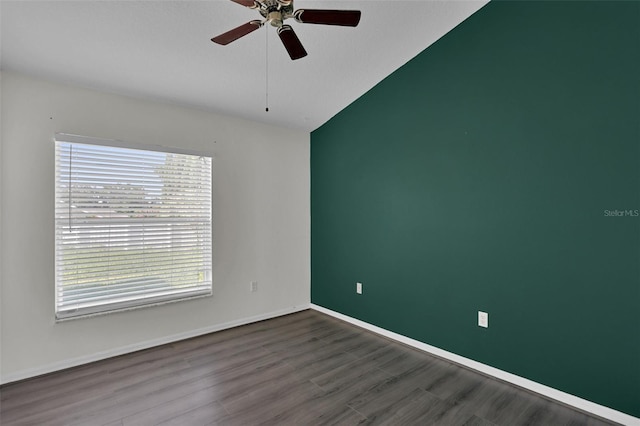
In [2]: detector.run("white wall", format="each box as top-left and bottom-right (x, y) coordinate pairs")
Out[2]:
(0, 72), (310, 382)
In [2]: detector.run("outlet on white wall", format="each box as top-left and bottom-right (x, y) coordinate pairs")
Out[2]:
(356, 282), (363, 294)
(250, 281), (258, 292)
(478, 311), (488, 328)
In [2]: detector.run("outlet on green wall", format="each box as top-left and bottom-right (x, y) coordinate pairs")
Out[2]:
(311, 1), (639, 418)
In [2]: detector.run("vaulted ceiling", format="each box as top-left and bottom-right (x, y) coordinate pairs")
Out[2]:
(1, 1), (488, 131)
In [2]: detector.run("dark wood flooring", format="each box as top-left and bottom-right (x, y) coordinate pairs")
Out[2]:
(0, 309), (620, 425)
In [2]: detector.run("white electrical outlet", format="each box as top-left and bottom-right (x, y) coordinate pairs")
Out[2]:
(478, 311), (488, 328)
(356, 282), (363, 294)
(250, 281), (258, 292)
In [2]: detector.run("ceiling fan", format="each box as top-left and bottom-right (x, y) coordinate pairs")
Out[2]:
(211, 0), (361, 60)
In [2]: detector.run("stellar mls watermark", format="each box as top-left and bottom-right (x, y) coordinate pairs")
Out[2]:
(603, 209), (639, 217)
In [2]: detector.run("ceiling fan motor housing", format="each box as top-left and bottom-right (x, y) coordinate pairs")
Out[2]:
(267, 11), (283, 27)
(261, 0), (294, 27)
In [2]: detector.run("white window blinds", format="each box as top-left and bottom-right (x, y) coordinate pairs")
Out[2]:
(54, 134), (212, 320)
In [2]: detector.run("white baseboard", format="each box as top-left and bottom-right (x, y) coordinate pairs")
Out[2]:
(0, 304), (310, 386)
(310, 304), (639, 426)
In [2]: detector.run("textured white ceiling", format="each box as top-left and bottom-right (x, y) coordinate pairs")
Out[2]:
(0, 0), (488, 131)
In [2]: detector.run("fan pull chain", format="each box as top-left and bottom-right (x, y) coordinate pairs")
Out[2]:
(265, 26), (269, 112)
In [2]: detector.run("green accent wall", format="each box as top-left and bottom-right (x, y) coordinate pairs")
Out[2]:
(311, 1), (639, 418)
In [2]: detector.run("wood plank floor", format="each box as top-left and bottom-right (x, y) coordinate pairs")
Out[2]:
(0, 309), (620, 426)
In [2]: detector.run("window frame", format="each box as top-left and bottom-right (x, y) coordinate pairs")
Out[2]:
(54, 133), (213, 321)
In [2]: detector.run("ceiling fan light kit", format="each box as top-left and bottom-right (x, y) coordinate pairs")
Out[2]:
(212, 0), (361, 60)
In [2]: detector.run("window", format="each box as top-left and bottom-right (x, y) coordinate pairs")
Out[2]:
(54, 134), (212, 320)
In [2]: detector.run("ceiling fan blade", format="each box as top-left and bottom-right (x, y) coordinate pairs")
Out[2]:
(277, 25), (307, 60)
(230, 0), (258, 8)
(294, 9), (361, 27)
(211, 20), (262, 45)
